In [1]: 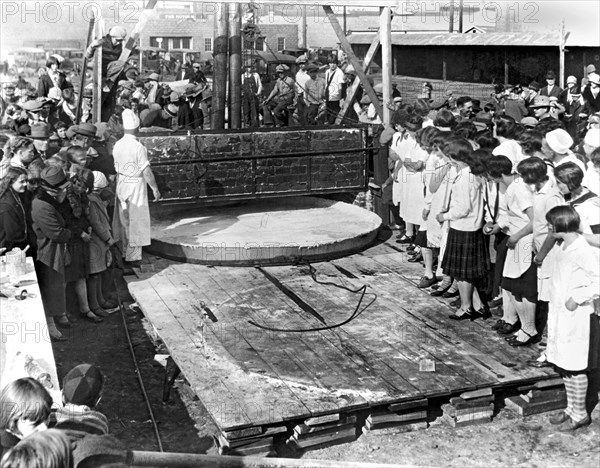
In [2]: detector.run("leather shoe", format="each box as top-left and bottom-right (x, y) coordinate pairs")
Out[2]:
(431, 284), (451, 296)
(441, 290), (459, 299)
(491, 319), (505, 331)
(497, 321), (520, 335)
(526, 359), (552, 368)
(549, 411), (570, 425)
(91, 307), (110, 317)
(418, 275), (438, 289)
(470, 306), (491, 321)
(508, 331), (538, 347)
(557, 415), (591, 432)
(396, 234), (415, 244)
(408, 253), (423, 263)
(449, 308), (475, 321)
(449, 297), (461, 308)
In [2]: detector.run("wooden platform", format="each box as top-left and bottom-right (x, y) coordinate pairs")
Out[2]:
(126, 237), (556, 434)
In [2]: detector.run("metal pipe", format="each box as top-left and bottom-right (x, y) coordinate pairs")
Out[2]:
(212, 3), (229, 129)
(150, 146), (375, 167)
(228, 3), (242, 129)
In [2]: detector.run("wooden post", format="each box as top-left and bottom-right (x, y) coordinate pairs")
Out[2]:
(213, 3), (229, 129)
(76, 15), (95, 124)
(442, 48), (447, 82)
(335, 33), (380, 124)
(299, 6), (307, 49)
(559, 19), (566, 89)
(92, 18), (103, 123)
(458, 0), (464, 33)
(228, 3), (242, 129)
(380, 7), (392, 124)
(322, 5), (383, 121)
(448, 1), (454, 33)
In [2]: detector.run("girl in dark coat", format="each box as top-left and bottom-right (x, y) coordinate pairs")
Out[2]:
(0, 167), (28, 252)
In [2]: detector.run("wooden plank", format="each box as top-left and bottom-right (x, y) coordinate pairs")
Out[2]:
(336, 32), (381, 124)
(156, 269), (315, 427)
(322, 5), (383, 121)
(264, 265), (462, 396)
(174, 264), (373, 418)
(355, 253), (555, 382)
(126, 277), (254, 429)
(311, 260), (491, 390)
(259, 265), (436, 400)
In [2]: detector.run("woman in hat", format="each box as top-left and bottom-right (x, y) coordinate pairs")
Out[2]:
(0, 166), (29, 252)
(31, 165), (74, 340)
(179, 84), (205, 130)
(582, 73), (600, 114)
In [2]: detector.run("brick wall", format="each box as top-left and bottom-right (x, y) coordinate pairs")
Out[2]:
(258, 24), (299, 52)
(137, 128), (366, 203)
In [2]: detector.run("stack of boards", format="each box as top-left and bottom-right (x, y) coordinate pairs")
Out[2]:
(363, 398), (429, 434)
(442, 388), (495, 427)
(505, 378), (567, 416)
(217, 425), (286, 457)
(286, 413), (358, 452)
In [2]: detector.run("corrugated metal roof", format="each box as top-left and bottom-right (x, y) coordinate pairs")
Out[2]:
(348, 31), (599, 48)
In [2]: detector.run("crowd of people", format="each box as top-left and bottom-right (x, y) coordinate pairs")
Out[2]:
(379, 66), (600, 433)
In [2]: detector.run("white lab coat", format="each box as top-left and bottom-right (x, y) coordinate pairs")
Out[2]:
(546, 236), (600, 371)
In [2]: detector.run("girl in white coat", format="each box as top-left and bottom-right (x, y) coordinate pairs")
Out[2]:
(545, 206), (600, 431)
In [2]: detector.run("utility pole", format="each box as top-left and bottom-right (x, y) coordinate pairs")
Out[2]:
(458, 0), (464, 33)
(448, 1), (455, 33)
(213, 3), (229, 129)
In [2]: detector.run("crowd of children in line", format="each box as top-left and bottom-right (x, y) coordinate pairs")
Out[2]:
(380, 69), (600, 433)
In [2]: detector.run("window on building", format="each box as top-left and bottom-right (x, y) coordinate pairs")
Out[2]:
(255, 37), (265, 51)
(277, 37), (285, 51)
(149, 36), (192, 50)
(205, 37), (212, 52)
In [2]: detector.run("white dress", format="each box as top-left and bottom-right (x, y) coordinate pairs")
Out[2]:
(390, 133), (428, 225)
(546, 236), (600, 371)
(112, 134), (151, 251)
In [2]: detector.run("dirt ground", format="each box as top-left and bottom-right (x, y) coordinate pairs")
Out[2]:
(52, 273), (600, 467)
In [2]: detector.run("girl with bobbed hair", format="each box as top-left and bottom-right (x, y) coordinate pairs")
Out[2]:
(518, 129), (546, 158)
(432, 108), (456, 131)
(37, 55), (71, 100)
(0, 378), (53, 458)
(0, 429), (71, 468)
(543, 205), (599, 432)
(493, 115), (525, 167)
(436, 138), (490, 320)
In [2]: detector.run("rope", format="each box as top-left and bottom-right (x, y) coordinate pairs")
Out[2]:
(248, 260), (377, 333)
(114, 279), (164, 452)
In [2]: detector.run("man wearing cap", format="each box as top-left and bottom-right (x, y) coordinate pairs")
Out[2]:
(324, 55), (345, 124)
(55, 364), (109, 438)
(529, 96), (553, 121)
(582, 72), (600, 114)
(85, 26), (137, 121)
(304, 63), (326, 125)
(543, 128), (585, 171)
(241, 64), (262, 128)
(294, 55), (309, 126)
(22, 100), (49, 127)
(540, 71), (562, 99)
(188, 62), (208, 87)
(112, 109), (161, 266)
(32, 165), (73, 340)
(263, 64), (295, 127)
(30, 123), (56, 159)
(179, 84), (204, 130)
